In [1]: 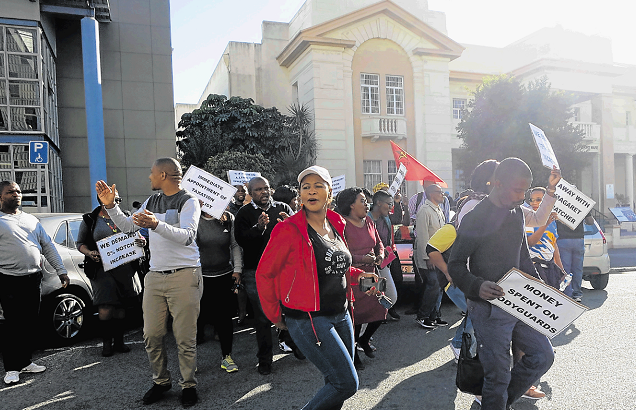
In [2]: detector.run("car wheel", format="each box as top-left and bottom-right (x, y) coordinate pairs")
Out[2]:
(589, 273), (609, 290)
(42, 291), (90, 343)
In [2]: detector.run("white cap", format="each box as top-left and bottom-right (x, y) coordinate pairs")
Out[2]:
(297, 165), (332, 188)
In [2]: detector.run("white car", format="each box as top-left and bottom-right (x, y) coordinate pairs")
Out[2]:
(582, 217), (611, 290)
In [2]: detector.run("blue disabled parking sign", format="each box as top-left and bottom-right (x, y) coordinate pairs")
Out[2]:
(29, 141), (49, 164)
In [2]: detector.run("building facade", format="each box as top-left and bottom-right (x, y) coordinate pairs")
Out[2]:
(176, 0), (636, 216)
(1, 0), (176, 213)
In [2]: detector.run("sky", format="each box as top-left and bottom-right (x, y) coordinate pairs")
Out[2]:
(170, 0), (636, 104)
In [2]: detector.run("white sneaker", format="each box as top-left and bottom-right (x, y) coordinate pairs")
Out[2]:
(21, 363), (46, 373)
(4, 371), (19, 384)
(279, 341), (293, 353)
(449, 342), (461, 362)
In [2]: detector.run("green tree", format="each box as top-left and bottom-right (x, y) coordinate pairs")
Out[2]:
(177, 95), (316, 186)
(203, 151), (275, 183)
(456, 75), (590, 187)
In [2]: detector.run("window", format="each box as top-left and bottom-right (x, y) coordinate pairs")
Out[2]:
(386, 75), (404, 115)
(573, 107), (580, 122)
(361, 73), (379, 114)
(363, 160), (382, 191)
(453, 98), (466, 120)
(68, 220), (82, 245)
(54, 222), (68, 247)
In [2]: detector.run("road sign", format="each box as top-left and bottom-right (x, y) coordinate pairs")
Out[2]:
(29, 141), (49, 164)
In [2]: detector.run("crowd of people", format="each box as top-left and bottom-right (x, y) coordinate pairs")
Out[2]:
(0, 155), (585, 410)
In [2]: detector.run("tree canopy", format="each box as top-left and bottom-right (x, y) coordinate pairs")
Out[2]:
(456, 75), (590, 187)
(177, 94), (316, 186)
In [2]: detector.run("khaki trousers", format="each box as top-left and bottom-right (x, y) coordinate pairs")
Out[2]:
(143, 267), (203, 389)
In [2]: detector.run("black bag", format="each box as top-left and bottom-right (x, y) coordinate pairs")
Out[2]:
(456, 319), (484, 395)
(82, 256), (99, 280)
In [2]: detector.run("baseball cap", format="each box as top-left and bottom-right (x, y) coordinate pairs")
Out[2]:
(297, 165), (332, 188)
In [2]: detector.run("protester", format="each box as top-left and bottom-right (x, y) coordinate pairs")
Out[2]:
(195, 205), (242, 374)
(234, 176), (296, 375)
(272, 185), (300, 213)
(76, 195), (143, 357)
(0, 181), (70, 385)
(408, 179), (450, 225)
(96, 157), (202, 407)
(413, 184), (447, 329)
(556, 211), (594, 303)
(227, 184), (247, 216)
(257, 166), (369, 410)
(338, 187), (387, 370)
(448, 158), (555, 410)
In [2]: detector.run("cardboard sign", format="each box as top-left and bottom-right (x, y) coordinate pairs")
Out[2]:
(553, 179), (595, 230)
(388, 163), (407, 197)
(227, 170), (261, 186)
(97, 232), (142, 271)
(529, 123), (560, 170)
(490, 268), (587, 338)
(183, 166), (236, 219)
(331, 175), (346, 195)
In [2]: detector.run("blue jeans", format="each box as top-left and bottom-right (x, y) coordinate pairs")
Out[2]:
(286, 311), (358, 410)
(416, 268), (441, 320)
(469, 300), (554, 410)
(557, 238), (585, 298)
(445, 285), (475, 356)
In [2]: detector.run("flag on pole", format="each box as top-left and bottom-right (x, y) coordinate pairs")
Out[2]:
(390, 141), (447, 188)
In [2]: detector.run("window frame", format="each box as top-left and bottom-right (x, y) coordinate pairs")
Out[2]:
(452, 98), (466, 120)
(360, 73), (380, 114)
(363, 159), (382, 192)
(385, 75), (404, 116)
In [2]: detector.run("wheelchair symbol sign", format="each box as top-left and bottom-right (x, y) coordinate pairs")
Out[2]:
(29, 141), (49, 165)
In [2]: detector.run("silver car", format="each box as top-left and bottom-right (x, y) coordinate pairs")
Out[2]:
(0, 213), (94, 344)
(582, 217), (611, 290)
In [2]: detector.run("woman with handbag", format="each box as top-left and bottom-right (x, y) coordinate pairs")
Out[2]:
(337, 187), (388, 370)
(77, 196), (142, 357)
(257, 166), (371, 410)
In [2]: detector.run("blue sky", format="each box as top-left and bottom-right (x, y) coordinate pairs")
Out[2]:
(170, 0), (636, 104)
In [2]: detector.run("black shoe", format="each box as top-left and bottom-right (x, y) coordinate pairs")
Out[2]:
(292, 347), (306, 360)
(434, 318), (448, 326)
(181, 387), (198, 407)
(113, 342), (131, 353)
(354, 351), (365, 370)
(358, 342), (375, 358)
(415, 317), (436, 329)
(388, 308), (401, 320)
(404, 308), (418, 315)
(257, 362), (271, 375)
(142, 383), (171, 405)
(101, 339), (113, 357)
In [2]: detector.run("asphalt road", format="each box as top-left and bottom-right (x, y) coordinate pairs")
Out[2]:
(2, 271), (636, 410)
(608, 248), (636, 268)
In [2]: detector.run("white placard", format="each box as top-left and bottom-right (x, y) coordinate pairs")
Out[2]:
(183, 165), (236, 219)
(529, 123), (560, 170)
(553, 179), (595, 230)
(227, 170), (261, 186)
(490, 268), (587, 339)
(331, 175), (346, 195)
(97, 232), (142, 271)
(388, 163), (407, 197)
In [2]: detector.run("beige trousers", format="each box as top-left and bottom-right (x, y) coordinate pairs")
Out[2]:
(143, 267), (203, 389)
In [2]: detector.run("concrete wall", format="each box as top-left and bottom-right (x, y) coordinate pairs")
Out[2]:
(56, 0), (176, 212)
(1, 0), (40, 21)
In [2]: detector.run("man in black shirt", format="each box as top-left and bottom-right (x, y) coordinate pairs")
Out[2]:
(448, 158), (554, 410)
(234, 176), (292, 375)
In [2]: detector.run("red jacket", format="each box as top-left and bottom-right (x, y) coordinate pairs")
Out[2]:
(256, 209), (361, 324)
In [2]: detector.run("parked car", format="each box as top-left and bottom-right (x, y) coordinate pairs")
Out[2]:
(0, 213), (94, 344)
(394, 216), (611, 290)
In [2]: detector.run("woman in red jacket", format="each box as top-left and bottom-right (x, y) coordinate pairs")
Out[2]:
(257, 166), (375, 410)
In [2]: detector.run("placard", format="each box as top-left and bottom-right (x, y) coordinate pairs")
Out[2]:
(490, 268), (587, 338)
(609, 207), (636, 222)
(388, 163), (407, 197)
(529, 123), (560, 170)
(227, 170), (261, 186)
(553, 179), (595, 230)
(331, 175), (346, 195)
(183, 165), (236, 219)
(97, 232), (142, 271)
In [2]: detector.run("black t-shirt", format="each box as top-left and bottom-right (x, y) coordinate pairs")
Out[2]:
(284, 224), (351, 318)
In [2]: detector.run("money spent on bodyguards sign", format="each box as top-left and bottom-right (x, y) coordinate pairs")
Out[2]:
(388, 163), (407, 197)
(529, 123), (560, 170)
(183, 166), (236, 219)
(97, 232), (142, 271)
(553, 179), (596, 230)
(331, 175), (346, 195)
(490, 268), (588, 339)
(227, 170), (261, 186)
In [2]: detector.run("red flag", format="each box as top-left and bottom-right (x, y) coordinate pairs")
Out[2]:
(390, 141), (447, 188)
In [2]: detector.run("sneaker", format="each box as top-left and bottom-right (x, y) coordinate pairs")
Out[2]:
(278, 341), (293, 353)
(181, 387), (198, 407)
(21, 363), (46, 373)
(142, 383), (171, 405)
(449, 342), (461, 362)
(388, 308), (401, 320)
(434, 318), (448, 326)
(4, 371), (19, 385)
(522, 385), (546, 400)
(415, 318), (436, 329)
(257, 362), (271, 375)
(221, 355), (239, 373)
(574, 296), (582, 303)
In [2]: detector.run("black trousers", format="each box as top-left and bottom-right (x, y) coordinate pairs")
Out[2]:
(0, 272), (42, 372)
(243, 269), (273, 365)
(197, 273), (236, 357)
